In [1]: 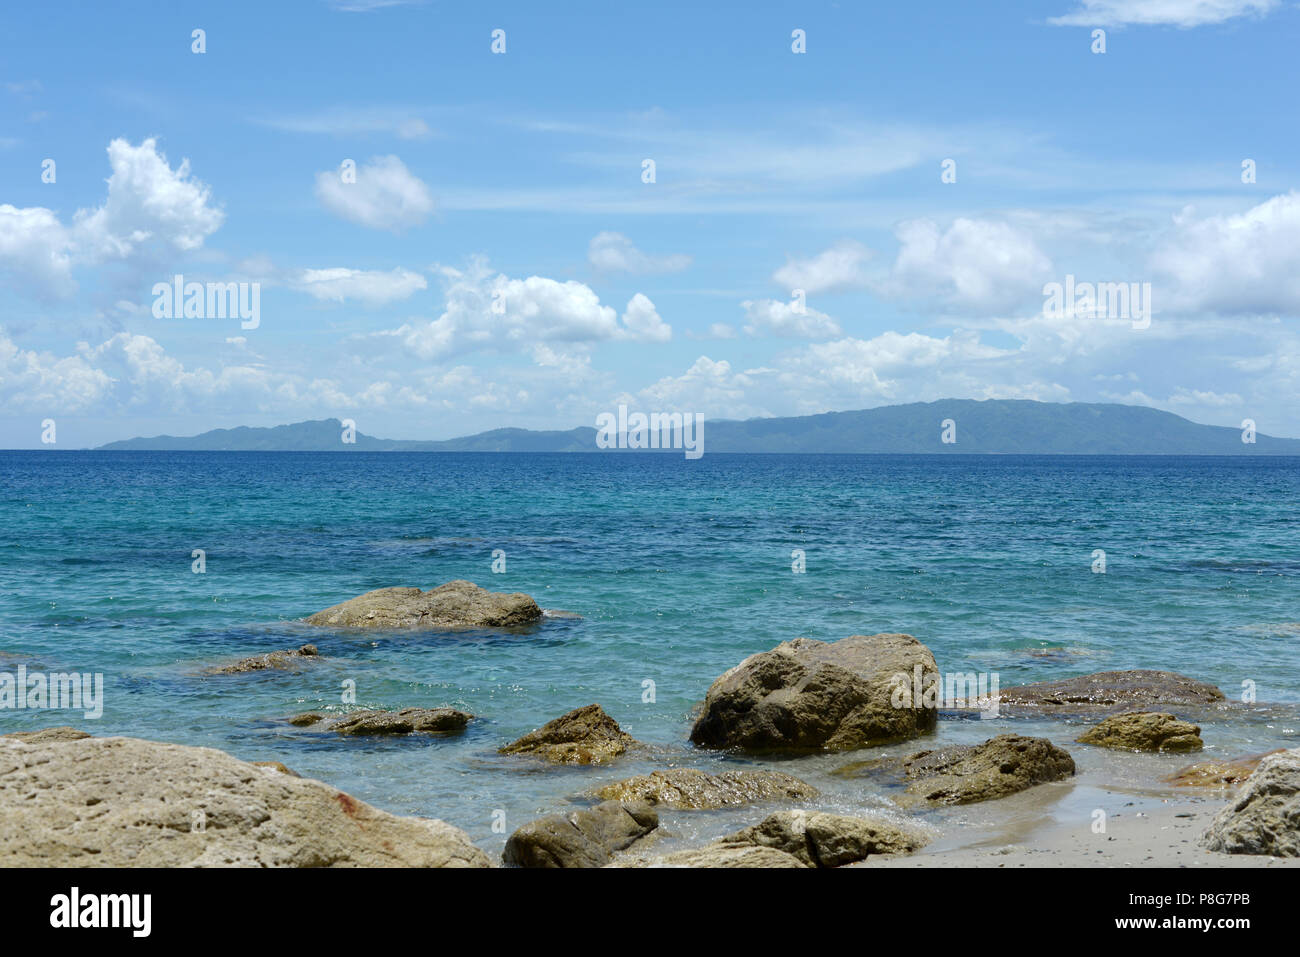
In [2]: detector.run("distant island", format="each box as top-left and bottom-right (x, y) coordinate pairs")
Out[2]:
(91, 399), (1300, 454)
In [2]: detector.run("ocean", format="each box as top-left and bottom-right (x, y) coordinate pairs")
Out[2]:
(2, 451), (1298, 853)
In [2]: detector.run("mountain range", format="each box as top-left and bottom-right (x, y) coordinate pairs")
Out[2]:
(94, 400), (1300, 454)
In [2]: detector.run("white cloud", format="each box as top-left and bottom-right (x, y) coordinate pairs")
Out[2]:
(289, 266), (428, 305)
(630, 356), (766, 420)
(260, 108), (434, 139)
(0, 204), (74, 293)
(315, 155), (434, 231)
(741, 298), (841, 339)
(772, 240), (873, 294)
(1049, 0), (1278, 27)
(73, 138), (224, 261)
(620, 292), (672, 342)
(878, 217), (1052, 312)
(384, 258), (668, 360)
(1149, 192), (1300, 315)
(0, 138), (224, 297)
(587, 231), (691, 274)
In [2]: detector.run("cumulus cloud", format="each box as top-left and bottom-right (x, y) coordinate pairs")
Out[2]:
(587, 231), (691, 274)
(314, 155), (434, 231)
(878, 217), (1052, 313)
(741, 298), (841, 338)
(0, 205), (74, 293)
(1149, 192), (1300, 315)
(383, 258), (669, 360)
(630, 356), (766, 419)
(620, 292), (672, 342)
(1049, 0), (1278, 27)
(0, 138), (224, 296)
(771, 240), (873, 294)
(288, 266), (428, 305)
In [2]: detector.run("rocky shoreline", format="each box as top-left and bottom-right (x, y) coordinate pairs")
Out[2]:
(4, 580), (1298, 868)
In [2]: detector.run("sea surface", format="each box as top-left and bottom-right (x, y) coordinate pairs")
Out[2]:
(2, 451), (1298, 854)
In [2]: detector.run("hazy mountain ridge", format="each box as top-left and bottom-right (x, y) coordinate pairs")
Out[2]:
(95, 399), (1300, 454)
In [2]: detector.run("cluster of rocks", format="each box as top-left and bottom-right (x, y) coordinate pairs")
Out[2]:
(16, 579), (1293, 867)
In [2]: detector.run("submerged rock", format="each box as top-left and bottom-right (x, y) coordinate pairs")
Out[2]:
(594, 768), (816, 809)
(1076, 711), (1203, 752)
(210, 644), (319, 674)
(1201, 748), (1300, 857)
(618, 843), (809, 868)
(721, 810), (929, 867)
(290, 707), (473, 736)
(690, 634), (940, 753)
(503, 801), (658, 868)
(1168, 749), (1287, 789)
(2, 727), (91, 744)
(500, 704), (638, 765)
(305, 580), (541, 630)
(893, 734), (1075, 807)
(998, 670), (1225, 715)
(0, 734), (491, 867)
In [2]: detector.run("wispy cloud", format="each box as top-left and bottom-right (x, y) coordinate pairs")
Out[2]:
(1049, 0), (1279, 27)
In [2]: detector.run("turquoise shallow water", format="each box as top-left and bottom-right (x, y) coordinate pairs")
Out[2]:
(2, 451), (1298, 853)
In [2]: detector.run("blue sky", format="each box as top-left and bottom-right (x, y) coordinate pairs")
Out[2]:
(2, 0), (1299, 447)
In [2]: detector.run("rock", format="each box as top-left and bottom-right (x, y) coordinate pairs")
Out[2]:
(500, 704), (638, 765)
(618, 843), (809, 868)
(210, 644), (319, 674)
(1168, 750), (1287, 789)
(305, 580), (541, 630)
(0, 734), (491, 867)
(998, 670), (1225, 715)
(503, 801), (658, 868)
(894, 734), (1075, 806)
(1076, 711), (1203, 752)
(690, 634), (940, 753)
(2, 727), (91, 744)
(1201, 749), (1300, 857)
(594, 768), (816, 809)
(252, 761), (300, 777)
(721, 810), (928, 867)
(290, 707), (473, 736)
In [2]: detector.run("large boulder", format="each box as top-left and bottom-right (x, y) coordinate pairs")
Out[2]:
(209, 644), (319, 674)
(998, 670), (1224, 715)
(1076, 711), (1203, 752)
(894, 734), (1075, 807)
(1167, 749), (1287, 789)
(721, 810), (928, 867)
(503, 801), (658, 868)
(1200, 749), (1300, 857)
(594, 768), (816, 809)
(500, 704), (639, 765)
(289, 707), (473, 736)
(690, 634), (940, 752)
(0, 734), (491, 867)
(305, 580), (541, 630)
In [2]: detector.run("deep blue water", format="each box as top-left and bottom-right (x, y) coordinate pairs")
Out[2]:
(2, 452), (1298, 849)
